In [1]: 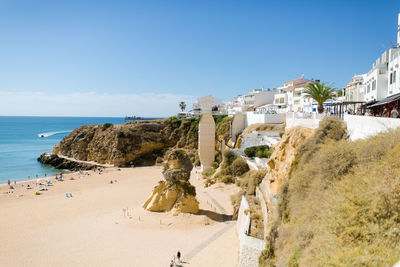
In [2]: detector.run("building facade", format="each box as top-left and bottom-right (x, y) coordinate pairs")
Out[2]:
(344, 74), (365, 102)
(226, 88), (276, 114)
(273, 77), (314, 112)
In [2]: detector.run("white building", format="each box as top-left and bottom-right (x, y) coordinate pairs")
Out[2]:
(363, 50), (390, 103)
(388, 46), (400, 96)
(226, 88), (276, 114)
(344, 74), (365, 102)
(273, 77), (314, 112)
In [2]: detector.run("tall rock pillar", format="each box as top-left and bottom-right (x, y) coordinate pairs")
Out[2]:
(198, 96), (215, 171)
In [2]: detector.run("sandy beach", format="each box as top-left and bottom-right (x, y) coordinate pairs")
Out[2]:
(0, 166), (239, 267)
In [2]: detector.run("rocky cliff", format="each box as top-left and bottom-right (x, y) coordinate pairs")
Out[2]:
(38, 117), (200, 169)
(264, 126), (314, 203)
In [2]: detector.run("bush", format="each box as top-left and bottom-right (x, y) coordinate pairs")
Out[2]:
(220, 175), (234, 184)
(194, 155), (200, 166)
(202, 168), (216, 178)
(117, 131), (125, 138)
(231, 157), (250, 176)
(211, 161), (219, 169)
(223, 149), (237, 166)
(279, 132), (284, 138)
(101, 123), (113, 131)
(244, 145), (270, 158)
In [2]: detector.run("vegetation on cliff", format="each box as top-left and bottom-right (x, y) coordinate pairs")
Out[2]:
(260, 117), (400, 266)
(244, 145), (271, 158)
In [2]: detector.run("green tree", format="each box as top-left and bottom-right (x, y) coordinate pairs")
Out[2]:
(305, 82), (335, 113)
(179, 101), (186, 112)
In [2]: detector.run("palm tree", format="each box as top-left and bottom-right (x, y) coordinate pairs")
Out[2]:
(179, 101), (186, 112)
(304, 82), (335, 113)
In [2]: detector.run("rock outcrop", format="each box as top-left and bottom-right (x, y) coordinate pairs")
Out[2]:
(38, 117), (200, 168)
(143, 150), (199, 214)
(38, 152), (102, 170)
(264, 126), (314, 196)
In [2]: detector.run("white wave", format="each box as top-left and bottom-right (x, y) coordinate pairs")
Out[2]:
(38, 130), (71, 138)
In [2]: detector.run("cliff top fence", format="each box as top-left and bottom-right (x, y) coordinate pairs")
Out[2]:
(285, 112), (400, 140)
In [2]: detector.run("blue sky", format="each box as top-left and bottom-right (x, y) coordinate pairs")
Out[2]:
(0, 0), (399, 116)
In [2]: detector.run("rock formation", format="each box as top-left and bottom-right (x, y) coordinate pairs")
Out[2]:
(38, 118), (200, 168)
(264, 126), (314, 196)
(38, 152), (102, 171)
(143, 150), (199, 214)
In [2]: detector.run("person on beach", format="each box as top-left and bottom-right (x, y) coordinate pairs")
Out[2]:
(177, 250), (181, 262)
(7, 179), (10, 186)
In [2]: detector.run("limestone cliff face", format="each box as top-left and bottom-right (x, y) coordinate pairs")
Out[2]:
(264, 127), (314, 198)
(46, 118), (198, 167)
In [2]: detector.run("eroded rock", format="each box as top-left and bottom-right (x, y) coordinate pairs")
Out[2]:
(143, 150), (199, 214)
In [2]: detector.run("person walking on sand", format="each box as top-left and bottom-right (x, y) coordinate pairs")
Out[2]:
(177, 250), (181, 262)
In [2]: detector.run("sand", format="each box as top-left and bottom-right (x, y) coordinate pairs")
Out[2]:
(0, 166), (239, 267)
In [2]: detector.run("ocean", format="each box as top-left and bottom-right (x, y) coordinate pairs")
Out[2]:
(0, 116), (150, 184)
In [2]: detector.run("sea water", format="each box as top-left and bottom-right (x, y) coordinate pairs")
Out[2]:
(0, 116), (143, 183)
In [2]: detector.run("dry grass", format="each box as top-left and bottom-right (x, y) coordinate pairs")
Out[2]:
(261, 118), (400, 266)
(236, 169), (267, 195)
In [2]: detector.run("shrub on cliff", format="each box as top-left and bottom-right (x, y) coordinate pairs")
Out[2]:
(244, 145), (271, 158)
(202, 168), (216, 177)
(231, 157), (249, 176)
(296, 116), (347, 165)
(222, 149), (237, 166)
(101, 123), (113, 131)
(236, 169), (267, 195)
(215, 116), (233, 143)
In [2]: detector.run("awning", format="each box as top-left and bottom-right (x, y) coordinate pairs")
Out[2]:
(368, 93), (400, 108)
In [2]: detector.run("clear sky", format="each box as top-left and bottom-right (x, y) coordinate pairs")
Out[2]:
(0, 0), (399, 117)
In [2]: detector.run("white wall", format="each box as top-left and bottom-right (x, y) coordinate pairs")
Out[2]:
(254, 91), (276, 107)
(285, 112), (322, 129)
(246, 112), (285, 126)
(344, 114), (400, 140)
(237, 195), (266, 267)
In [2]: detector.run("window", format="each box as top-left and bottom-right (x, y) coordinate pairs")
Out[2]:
(394, 71), (397, 83)
(372, 80), (376, 91)
(294, 100), (300, 104)
(390, 73), (393, 84)
(367, 84), (370, 93)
